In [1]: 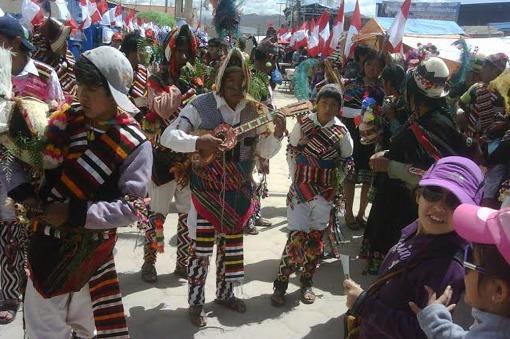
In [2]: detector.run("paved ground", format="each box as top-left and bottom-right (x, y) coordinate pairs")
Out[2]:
(1, 90), (472, 338)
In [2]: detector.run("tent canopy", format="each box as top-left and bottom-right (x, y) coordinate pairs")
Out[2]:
(375, 17), (466, 36)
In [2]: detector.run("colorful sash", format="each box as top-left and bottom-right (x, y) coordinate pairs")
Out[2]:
(130, 64), (148, 99)
(191, 160), (255, 234)
(288, 116), (346, 204)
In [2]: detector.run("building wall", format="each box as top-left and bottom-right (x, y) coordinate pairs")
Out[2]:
(458, 3), (510, 26)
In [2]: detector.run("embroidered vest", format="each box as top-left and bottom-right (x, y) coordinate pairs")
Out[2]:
(190, 92), (259, 234)
(288, 116), (346, 204)
(12, 60), (53, 102)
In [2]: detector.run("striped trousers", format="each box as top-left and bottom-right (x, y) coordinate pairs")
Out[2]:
(0, 221), (25, 301)
(144, 213), (189, 268)
(274, 230), (324, 291)
(188, 219), (243, 306)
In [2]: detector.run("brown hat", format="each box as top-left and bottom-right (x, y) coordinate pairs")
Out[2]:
(40, 18), (71, 53)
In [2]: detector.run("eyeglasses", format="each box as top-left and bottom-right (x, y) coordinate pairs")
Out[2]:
(420, 186), (461, 210)
(463, 246), (487, 275)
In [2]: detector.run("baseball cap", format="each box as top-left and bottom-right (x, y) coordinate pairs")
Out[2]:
(453, 205), (510, 265)
(419, 156), (484, 205)
(81, 46), (139, 114)
(0, 15), (35, 51)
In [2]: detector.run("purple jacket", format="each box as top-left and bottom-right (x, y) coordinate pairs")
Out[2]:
(358, 220), (466, 339)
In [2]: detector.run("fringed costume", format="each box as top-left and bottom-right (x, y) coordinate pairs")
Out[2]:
(274, 113), (352, 293)
(23, 104), (151, 338)
(142, 25), (201, 280)
(159, 49), (282, 323)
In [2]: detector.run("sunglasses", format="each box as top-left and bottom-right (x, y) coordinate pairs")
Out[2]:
(420, 186), (461, 210)
(463, 246), (487, 275)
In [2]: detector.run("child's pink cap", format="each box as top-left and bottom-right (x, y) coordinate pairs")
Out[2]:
(453, 204), (510, 265)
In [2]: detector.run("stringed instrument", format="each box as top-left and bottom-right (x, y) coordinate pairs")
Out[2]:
(192, 100), (314, 166)
(169, 100), (313, 186)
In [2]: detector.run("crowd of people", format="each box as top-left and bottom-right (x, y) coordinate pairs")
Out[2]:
(0, 10), (509, 339)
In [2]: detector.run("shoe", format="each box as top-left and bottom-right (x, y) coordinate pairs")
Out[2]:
(141, 262), (158, 283)
(188, 305), (207, 327)
(244, 225), (259, 235)
(270, 288), (286, 307)
(254, 217), (272, 227)
(300, 286), (316, 304)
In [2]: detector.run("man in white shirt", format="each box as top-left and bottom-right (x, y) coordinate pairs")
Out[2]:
(160, 48), (285, 327)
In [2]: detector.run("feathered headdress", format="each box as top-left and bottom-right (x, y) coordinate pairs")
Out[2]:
(450, 38), (471, 89)
(294, 58), (319, 100)
(214, 0), (241, 39)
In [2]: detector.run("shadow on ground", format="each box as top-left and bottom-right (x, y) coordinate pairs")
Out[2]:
(119, 271), (186, 297)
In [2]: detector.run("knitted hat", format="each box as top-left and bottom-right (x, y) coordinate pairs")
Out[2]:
(413, 57), (450, 98)
(39, 18), (71, 53)
(486, 53), (509, 72)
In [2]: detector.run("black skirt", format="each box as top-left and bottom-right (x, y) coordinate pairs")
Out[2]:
(342, 117), (375, 182)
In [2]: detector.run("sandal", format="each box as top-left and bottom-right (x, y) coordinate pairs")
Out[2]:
(141, 262), (158, 283)
(270, 289), (286, 307)
(188, 305), (207, 327)
(244, 225), (259, 235)
(174, 264), (187, 279)
(0, 300), (19, 325)
(254, 217), (272, 227)
(214, 297), (247, 313)
(300, 287), (316, 304)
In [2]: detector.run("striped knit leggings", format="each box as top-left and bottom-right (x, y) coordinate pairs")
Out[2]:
(0, 221), (25, 301)
(144, 213), (189, 269)
(188, 219), (243, 306)
(274, 230), (324, 291)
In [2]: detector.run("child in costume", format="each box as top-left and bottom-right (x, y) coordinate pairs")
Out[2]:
(24, 46), (151, 339)
(412, 204), (510, 339)
(271, 84), (353, 306)
(160, 48), (285, 327)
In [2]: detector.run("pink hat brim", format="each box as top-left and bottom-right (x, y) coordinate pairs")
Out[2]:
(453, 204), (497, 244)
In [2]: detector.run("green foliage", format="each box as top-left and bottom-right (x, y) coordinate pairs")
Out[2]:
(137, 11), (175, 27)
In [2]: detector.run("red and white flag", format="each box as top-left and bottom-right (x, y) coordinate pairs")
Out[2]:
(318, 11), (330, 56)
(110, 5), (123, 27)
(21, 0), (44, 29)
(324, 0), (344, 57)
(88, 0), (102, 24)
(343, 0), (361, 58)
(79, 0), (91, 29)
(307, 19), (320, 57)
(387, 0), (411, 53)
(290, 22), (308, 49)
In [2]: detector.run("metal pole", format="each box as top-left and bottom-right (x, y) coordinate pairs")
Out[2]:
(276, 2), (285, 27)
(165, 0), (168, 13)
(199, 0), (203, 27)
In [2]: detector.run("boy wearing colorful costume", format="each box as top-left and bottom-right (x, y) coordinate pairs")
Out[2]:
(24, 46), (151, 338)
(271, 84), (353, 306)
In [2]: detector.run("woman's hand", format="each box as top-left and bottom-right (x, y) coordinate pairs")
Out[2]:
(408, 285), (456, 315)
(369, 151), (390, 172)
(343, 278), (364, 309)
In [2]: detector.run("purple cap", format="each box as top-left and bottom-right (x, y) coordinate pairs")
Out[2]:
(419, 156), (484, 205)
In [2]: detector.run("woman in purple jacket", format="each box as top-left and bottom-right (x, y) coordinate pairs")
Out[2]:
(343, 156), (484, 338)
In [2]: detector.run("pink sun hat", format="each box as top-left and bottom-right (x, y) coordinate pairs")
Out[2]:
(453, 204), (510, 265)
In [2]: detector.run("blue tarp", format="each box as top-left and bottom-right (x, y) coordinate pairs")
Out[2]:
(376, 17), (466, 35)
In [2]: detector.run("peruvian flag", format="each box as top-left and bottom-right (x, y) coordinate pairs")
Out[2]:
(66, 18), (79, 30)
(110, 5), (123, 27)
(307, 19), (320, 57)
(88, 0), (102, 24)
(124, 8), (136, 26)
(318, 11), (330, 56)
(387, 0), (411, 53)
(290, 22), (308, 49)
(343, 0), (361, 58)
(79, 0), (91, 30)
(21, 0), (45, 28)
(97, 0), (110, 25)
(324, 0), (344, 57)
(281, 29), (292, 43)
(55, 0), (72, 21)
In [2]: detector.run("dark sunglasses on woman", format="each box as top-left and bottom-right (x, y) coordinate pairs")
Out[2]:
(420, 186), (461, 210)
